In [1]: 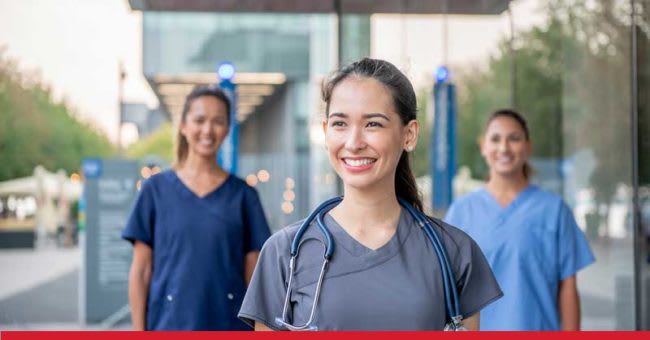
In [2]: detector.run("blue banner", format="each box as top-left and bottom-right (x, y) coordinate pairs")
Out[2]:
(217, 79), (238, 175)
(430, 82), (457, 211)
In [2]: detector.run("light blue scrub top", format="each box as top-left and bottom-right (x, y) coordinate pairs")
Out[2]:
(444, 185), (594, 330)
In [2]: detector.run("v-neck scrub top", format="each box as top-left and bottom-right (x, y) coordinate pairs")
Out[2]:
(238, 208), (503, 330)
(444, 185), (595, 330)
(122, 170), (271, 330)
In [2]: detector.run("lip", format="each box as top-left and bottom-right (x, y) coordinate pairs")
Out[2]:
(340, 157), (376, 173)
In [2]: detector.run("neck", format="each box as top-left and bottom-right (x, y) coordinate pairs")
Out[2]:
(178, 153), (223, 177)
(334, 181), (401, 232)
(486, 171), (529, 196)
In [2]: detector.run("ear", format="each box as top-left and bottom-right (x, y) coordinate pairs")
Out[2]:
(403, 120), (420, 152)
(179, 119), (188, 139)
(322, 118), (328, 135)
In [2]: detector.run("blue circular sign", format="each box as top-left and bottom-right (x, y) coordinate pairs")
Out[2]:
(218, 62), (235, 80)
(435, 66), (449, 82)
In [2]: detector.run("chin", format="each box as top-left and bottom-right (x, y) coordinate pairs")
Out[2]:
(194, 148), (219, 158)
(494, 168), (523, 178)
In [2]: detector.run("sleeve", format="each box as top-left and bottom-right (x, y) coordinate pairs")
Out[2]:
(242, 186), (272, 254)
(558, 201), (595, 280)
(455, 235), (503, 318)
(238, 230), (290, 330)
(121, 178), (156, 247)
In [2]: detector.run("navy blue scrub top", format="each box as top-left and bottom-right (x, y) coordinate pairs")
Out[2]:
(122, 170), (271, 330)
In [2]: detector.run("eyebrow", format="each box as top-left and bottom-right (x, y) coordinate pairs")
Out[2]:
(329, 112), (391, 121)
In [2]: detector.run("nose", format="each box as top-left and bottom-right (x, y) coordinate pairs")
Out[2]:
(344, 127), (366, 152)
(200, 122), (213, 134)
(497, 139), (509, 153)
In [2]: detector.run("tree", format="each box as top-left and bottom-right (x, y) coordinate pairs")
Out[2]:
(0, 49), (114, 181)
(456, 0), (636, 206)
(125, 123), (174, 164)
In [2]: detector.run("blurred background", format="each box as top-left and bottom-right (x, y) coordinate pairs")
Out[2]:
(0, 0), (649, 330)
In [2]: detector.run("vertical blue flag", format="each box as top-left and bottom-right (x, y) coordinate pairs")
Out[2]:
(430, 80), (457, 211)
(217, 63), (238, 175)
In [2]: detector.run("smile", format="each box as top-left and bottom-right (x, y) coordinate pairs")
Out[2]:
(341, 158), (376, 172)
(199, 138), (215, 146)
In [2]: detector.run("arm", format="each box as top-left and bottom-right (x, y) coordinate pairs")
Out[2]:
(558, 275), (580, 330)
(128, 241), (153, 331)
(464, 312), (480, 331)
(244, 251), (260, 286)
(254, 322), (274, 331)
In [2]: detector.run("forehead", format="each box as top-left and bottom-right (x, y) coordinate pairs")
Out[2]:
(187, 95), (228, 117)
(328, 76), (395, 115)
(485, 116), (526, 134)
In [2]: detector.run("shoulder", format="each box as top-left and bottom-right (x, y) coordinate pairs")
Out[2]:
(449, 188), (484, 209)
(427, 217), (488, 272)
(528, 185), (567, 210)
(227, 175), (260, 195)
(430, 217), (477, 251)
(227, 174), (248, 188)
(446, 189), (485, 224)
(139, 169), (174, 195)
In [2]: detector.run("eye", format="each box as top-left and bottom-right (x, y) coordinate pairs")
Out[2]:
(366, 121), (383, 128)
(330, 120), (346, 127)
(213, 117), (227, 126)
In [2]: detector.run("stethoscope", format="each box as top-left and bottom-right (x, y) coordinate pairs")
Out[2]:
(274, 196), (466, 331)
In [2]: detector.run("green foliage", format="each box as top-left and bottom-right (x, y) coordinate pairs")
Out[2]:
(456, 0), (634, 202)
(0, 50), (114, 181)
(125, 122), (174, 163)
(411, 87), (431, 178)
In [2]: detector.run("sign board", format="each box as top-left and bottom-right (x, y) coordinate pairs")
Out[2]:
(80, 159), (138, 324)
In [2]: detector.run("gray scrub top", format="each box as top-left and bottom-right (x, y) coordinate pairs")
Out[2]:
(238, 208), (503, 330)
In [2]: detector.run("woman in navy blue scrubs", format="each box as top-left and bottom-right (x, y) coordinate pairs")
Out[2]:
(123, 86), (271, 330)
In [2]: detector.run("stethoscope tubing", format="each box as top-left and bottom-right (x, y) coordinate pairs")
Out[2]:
(290, 197), (340, 258)
(398, 198), (461, 321)
(279, 196), (463, 330)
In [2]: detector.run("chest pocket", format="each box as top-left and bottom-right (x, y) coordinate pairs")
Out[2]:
(512, 217), (558, 282)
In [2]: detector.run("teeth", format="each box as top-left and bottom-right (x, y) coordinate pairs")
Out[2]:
(344, 158), (375, 167)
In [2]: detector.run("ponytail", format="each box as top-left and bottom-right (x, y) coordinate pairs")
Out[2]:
(395, 151), (424, 212)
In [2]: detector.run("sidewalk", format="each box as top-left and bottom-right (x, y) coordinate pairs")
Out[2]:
(0, 246), (80, 329)
(0, 246), (79, 301)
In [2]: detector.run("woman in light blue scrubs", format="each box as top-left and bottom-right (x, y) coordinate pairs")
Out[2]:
(445, 109), (594, 331)
(123, 86), (271, 330)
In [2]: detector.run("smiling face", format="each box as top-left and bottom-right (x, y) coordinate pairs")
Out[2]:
(180, 95), (229, 159)
(480, 115), (532, 179)
(323, 76), (418, 193)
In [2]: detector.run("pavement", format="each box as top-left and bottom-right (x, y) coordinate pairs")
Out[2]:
(0, 245), (130, 330)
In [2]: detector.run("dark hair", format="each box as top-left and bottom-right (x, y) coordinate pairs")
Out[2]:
(321, 58), (423, 211)
(483, 108), (533, 179)
(175, 85), (231, 165)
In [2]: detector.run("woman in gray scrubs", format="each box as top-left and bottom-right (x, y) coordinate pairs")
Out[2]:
(239, 58), (502, 331)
